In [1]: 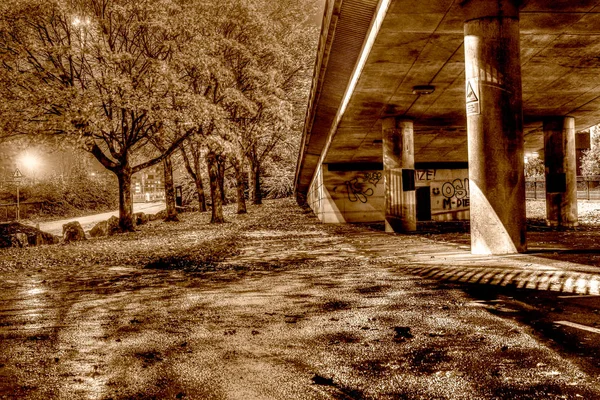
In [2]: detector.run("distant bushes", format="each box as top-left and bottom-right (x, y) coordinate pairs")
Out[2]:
(262, 174), (294, 199)
(0, 173), (119, 218)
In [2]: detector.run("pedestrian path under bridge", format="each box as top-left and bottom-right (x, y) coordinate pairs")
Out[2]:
(344, 223), (600, 297)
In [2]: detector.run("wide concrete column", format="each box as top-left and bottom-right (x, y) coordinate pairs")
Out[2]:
(382, 118), (416, 233)
(463, 0), (527, 254)
(544, 116), (578, 227)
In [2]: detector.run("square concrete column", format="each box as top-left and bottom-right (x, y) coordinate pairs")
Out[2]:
(463, 0), (527, 254)
(382, 118), (416, 233)
(544, 116), (578, 227)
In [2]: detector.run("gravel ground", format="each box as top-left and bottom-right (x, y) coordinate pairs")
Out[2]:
(527, 199), (600, 224)
(0, 199), (599, 399)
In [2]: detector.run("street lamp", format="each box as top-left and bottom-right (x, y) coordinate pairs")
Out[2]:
(19, 152), (39, 184)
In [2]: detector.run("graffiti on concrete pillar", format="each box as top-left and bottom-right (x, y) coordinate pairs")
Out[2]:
(345, 172), (381, 203)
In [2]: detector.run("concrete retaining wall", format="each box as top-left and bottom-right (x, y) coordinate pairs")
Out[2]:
(308, 166), (469, 223)
(417, 168), (470, 221)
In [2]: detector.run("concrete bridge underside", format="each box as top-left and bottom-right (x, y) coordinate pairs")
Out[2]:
(295, 0), (600, 255)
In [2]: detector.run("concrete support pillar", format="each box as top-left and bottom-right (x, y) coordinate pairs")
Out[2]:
(544, 116), (578, 227)
(463, 0), (527, 254)
(382, 118), (416, 233)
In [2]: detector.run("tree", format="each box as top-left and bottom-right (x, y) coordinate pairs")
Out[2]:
(162, 155), (179, 221)
(581, 125), (600, 177)
(206, 145), (224, 223)
(209, 0), (319, 205)
(1, 0), (320, 228)
(0, 0), (192, 230)
(180, 135), (207, 212)
(524, 155), (544, 179)
(229, 153), (247, 214)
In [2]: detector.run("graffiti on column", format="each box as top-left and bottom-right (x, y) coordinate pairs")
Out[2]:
(345, 172), (381, 203)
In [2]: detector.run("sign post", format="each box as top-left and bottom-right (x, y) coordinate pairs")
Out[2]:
(13, 168), (23, 221)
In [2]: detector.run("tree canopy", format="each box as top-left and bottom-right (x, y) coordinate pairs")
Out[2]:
(0, 0), (319, 227)
(580, 125), (600, 177)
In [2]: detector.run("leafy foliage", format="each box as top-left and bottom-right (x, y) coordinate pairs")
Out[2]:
(1, 173), (118, 217)
(0, 0), (320, 225)
(581, 126), (600, 177)
(0, 0), (197, 228)
(524, 155), (544, 179)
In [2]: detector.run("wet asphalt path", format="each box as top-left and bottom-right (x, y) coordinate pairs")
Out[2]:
(1, 203), (600, 399)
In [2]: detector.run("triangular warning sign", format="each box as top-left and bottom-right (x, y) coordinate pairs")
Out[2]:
(466, 82), (478, 103)
(13, 168), (23, 179)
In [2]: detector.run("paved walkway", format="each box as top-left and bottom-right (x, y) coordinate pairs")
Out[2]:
(348, 230), (600, 296)
(1, 200), (599, 399)
(24, 202), (165, 236)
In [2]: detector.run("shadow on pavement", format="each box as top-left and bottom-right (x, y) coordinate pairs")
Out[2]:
(409, 264), (600, 295)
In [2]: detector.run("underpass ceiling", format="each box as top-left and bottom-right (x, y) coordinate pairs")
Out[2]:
(312, 0), (600, 168)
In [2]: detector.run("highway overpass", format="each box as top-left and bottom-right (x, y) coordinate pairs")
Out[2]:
(295, 0), (600, 254)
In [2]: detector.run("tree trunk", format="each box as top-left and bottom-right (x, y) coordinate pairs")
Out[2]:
(217, 154), (227, 205)
(231, 156), (247, 214)
(116, 168), (135, 232)
(251, 161), (262, 205)
(163, 156), (179, 222)
(180, 144), (207, 213)
(206, 150), (224, 223)
(195, 174), (207, 212)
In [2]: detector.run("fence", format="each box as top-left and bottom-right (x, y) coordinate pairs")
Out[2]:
(0, 201), (45, 222)
(526, 176), (600, 200)
(133, 191), (165, 203)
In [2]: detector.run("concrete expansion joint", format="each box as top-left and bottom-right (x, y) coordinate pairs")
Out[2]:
(462, 15), (519, 24)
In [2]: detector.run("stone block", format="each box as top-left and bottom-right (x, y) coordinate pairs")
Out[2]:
(107, 216), (120, 235)
(90, 220), (109, 238)
(134, 212), (149, 226)
(11, 233), (29, 248)
(63, 221), (86, 243)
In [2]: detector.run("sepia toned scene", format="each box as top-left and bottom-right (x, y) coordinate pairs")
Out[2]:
(2, 0), (600, 399)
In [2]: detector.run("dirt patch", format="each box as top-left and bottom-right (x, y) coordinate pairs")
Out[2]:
(144, 237), (240, 271)
(355, 284), (391, 294)
(321, 300), (352, 312)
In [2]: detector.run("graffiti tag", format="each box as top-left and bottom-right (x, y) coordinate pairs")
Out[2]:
(439, 178), (470, 210)
(344, 172), (381, 203)
(442, 178), (469, 199)
(416, 169), (436, 181)
(364, 172), (382, 186)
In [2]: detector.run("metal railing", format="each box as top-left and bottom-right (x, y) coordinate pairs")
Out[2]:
(526, 176), (600, 200)
(0, 201), (45, 222)
(133, 191), (165, 203)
